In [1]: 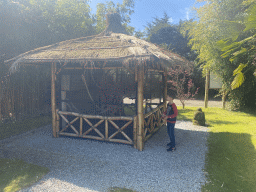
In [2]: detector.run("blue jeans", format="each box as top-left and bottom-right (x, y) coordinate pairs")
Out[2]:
(167, 122), (175, 148)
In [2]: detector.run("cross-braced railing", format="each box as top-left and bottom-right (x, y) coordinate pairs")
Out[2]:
(57, 111), (134, 145)
(144, 104), (165, 142)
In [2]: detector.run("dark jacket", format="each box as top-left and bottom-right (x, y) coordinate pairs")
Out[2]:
(163, 103), (178, 123)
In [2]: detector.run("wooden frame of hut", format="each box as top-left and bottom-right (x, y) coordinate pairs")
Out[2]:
(5, 13), (190, 151)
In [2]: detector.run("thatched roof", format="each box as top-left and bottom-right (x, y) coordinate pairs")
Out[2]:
(5, 13), (190, 72)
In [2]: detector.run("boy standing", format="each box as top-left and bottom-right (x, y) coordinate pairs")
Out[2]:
(162, 95), (178, 152)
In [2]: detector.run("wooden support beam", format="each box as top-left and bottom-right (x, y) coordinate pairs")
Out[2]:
(133, 116), (137, 149)
(137, 63), (144, 151)
(51, 62), (57, 137)
(105, 120), (108, 139)
(163, 68), (168, 111)
(56, 109), (60, 137)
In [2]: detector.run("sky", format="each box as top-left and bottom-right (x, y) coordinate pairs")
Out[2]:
(89, 0), (205, 32)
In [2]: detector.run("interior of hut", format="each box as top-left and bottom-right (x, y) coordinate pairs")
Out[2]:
(57, 60), (163, 117)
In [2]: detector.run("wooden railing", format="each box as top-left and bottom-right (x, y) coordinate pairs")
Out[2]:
(144, 104), (165, 142)
(55, 104), (165, 147)
(56, 111), (135, 145)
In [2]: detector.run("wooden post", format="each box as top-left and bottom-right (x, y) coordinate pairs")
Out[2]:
(51, 63), (57, 137)
(133, 116), (137, 149)
(163, 67), (168, 111)
(204, 70), (210, 108)
(56, 109), (60, 137)
(61, 74), (70, 129)
(137, 63), (144, 151)
(105, 119), (108, 140)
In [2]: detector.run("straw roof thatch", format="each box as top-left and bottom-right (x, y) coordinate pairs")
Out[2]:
(5, 13), (190, 72)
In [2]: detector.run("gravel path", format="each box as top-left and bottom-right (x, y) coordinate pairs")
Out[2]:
(173, 99), (223, 108)
(0, 121), (209, 192)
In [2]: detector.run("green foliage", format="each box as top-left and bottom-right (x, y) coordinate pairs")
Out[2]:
(244, 3), (256, 31)
(187, 0), (256, 111)
(193, 108), (206, 126)
(145, 13), (196, 60)
(0, 158), (49, 192)
(95, 0), (135, 35)
(133, 30), (146, 39)
(231, 63), (247, 90)
(0, 0), (95, 59)
(29, 0), (95, 39)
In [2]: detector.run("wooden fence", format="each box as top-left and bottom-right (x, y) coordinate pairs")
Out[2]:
(0, 65), (52, 123)
(55, 104), (165, 146)
(144, 104), (165, 142)
(57, 111), (135, 145)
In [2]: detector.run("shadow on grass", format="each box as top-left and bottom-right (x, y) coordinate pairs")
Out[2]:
(177, 108), (195, 121)
(207, 120), (237, 125)
(201, 132), (256, 192)
(0, 158), (49, 192)
(0, 115), (51, 140)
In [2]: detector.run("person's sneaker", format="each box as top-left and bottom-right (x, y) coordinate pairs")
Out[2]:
(167, 147), (176, 152)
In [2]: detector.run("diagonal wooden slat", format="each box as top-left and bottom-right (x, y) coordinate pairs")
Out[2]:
(108, 120), (119, 130)
(59, 114), (79, 135)
(93, 125), (105, 139)
(119, 120), (133, 143)
(144, 128), (148, 137)
(83, 117), (93, 127)
(109, 120), (132, 142)
(83, 119), (104, 136)
(108, 120), (121, 139)
(69, 117), (80, 135)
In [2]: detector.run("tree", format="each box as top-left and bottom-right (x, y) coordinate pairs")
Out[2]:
(95, 0), (135, 35)
(145, 13), (197, 61)
(186, 0), (256, 111)
(134, 30), (146, 39)
(144, 13), (203, 98)
(167, 64), (199, 109)
(216, 2), (256, 90)
(0, 0), (96, 60)
(29, 0), (95, 40)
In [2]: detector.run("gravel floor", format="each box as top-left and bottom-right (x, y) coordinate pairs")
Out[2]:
(0, 121), (209, 192)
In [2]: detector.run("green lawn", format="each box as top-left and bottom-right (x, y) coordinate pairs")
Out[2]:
(0, 115), (52, 140)
(1, 108), (255, 192)
(0, 115), (51, 192)
(0, 158), (49, 192)
(177, 106), (256, 192)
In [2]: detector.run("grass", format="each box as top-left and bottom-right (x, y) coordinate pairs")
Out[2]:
(107, 106), (256, 192)
(0, 115), (52, 140)
(177, 106), (256, 192)
(1, 108), (255, 192)
(0, 158), (49, 192)
(0, 115), (51, 192)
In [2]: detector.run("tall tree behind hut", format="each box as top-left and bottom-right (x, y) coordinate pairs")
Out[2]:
(95, 0), (135, 35)
(144, 13), (204, 98)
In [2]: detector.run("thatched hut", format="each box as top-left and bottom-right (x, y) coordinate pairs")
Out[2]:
(5, 13), (189, 151)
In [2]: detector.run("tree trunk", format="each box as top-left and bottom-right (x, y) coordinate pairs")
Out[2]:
(204, 70), (210, 108)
